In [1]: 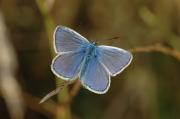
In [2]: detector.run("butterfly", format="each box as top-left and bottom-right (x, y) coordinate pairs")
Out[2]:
(40, 26), (132, 103)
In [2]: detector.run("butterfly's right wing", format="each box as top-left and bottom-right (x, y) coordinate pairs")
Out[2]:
(97, 45), (133, 76)
(51, 51), (85, 80)
(54, 26), (89, 53)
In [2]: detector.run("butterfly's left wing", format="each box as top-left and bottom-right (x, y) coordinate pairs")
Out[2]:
(97, 45), (133, 76)
(54, 26), (89, 53)
(80, 56), (110, 94)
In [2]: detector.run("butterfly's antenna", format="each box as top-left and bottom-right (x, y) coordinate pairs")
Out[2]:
(95, 36), (120, 43)
(104, 36), (120, 41)
(39, 81), (70, 104)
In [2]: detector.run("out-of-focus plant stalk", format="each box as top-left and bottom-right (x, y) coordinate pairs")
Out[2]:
(0, 12), (24, 119)
(36, 0), (71, 119)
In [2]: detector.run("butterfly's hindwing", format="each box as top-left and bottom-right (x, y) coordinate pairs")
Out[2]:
(51, 51), (86, 80)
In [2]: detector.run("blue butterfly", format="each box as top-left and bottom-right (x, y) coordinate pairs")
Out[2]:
(40, 26), (132, 103)
(52, 26), (133, 94)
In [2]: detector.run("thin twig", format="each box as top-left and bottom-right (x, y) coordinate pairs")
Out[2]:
(129, 43), (180, 61)
(40, 81), (71, 104)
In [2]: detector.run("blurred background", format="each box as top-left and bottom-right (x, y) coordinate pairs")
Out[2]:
(0, 0), (180, 119)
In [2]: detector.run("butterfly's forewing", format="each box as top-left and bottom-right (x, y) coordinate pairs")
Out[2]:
(80, 56), (110, 94)
(97, 46), (132, 76)
(54, 26), (89, 53)
(51, 51), (85, 80)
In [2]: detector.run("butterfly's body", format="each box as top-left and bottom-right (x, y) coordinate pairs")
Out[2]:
(80, 43), (97, 78)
